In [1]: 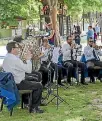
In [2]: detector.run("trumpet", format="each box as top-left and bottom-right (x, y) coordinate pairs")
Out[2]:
(94, 45), (102, 50)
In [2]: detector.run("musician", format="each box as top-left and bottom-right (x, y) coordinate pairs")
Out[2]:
(39, 38), (54, 86)
(51, 46), (65, 86)
(62, 35), (87, 85)
(3, 41), (44, 113)
(84, 37), (102, 82)
(13, 36), (42, 83)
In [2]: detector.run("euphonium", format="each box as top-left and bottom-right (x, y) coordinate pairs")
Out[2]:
(19, 42), (30, 63)
(31, 41), (41, 58)
(19, 37), (41, 61)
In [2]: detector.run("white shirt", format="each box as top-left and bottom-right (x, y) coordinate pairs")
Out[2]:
(84, 45), (102, 61)
(51, 47), (60, 63)
(40, 46), (49, 63)
(62, 43), (71, 61)
(62, 43), (82, 61)
(3, 53), (32, 84)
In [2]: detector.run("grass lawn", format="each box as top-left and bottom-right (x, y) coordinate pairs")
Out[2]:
(0, 80), (102, 121)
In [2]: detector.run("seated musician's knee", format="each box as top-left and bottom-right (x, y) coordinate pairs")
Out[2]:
(35, 82), (43, 91)
(68, 63), (73, 69)
(80, 62), (86, 68)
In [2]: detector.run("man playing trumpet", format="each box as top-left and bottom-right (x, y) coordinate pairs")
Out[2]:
(84, 37), (102, 82)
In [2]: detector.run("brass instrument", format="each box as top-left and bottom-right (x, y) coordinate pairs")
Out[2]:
(18, 37), (41, 63)
(19, 42), (31, 63)
(94, 45), (102, 50)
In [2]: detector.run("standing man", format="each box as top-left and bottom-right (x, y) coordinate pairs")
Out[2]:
(3, 41), (44, 113)
(95, 24), (100, 39)
(62, 35), (87, 85)
(87, 26), (94, 41)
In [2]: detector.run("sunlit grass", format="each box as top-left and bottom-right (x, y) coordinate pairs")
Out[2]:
(1, 80), (102, 121)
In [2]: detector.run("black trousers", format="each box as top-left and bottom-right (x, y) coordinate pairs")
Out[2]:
(92, 60), (102, 67)
(64, 60), (85, 83)
(39, 62), (54, 86)
(70, 60), (85, 83)
(25, 70), (42, 82)
(87, 60), (102, 81)
(63, 61), (73, 83)
(17, 80), (43, 109)
(50, 62), (62, 84)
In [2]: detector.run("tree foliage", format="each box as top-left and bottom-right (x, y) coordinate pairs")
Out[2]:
(64, 0), (102, 17)
(0, 0), (41, 25)
(0, 0), (102, 26)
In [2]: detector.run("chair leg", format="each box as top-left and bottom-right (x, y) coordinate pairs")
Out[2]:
(0, 97), (4, 111)
(28, 92), (32, 113)
(10, 108), (13, 116)
(0, 97), (13, 116)
(21, 95), (24, 109)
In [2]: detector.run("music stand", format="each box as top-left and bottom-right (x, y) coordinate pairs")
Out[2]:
(74, 45), (82, 85)
(45, 62), (69, 109)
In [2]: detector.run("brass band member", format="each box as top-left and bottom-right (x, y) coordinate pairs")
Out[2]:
(13, 36), (42, 82)
(84, 37), (102, 82)
(62, 35), (87, 85)
(3, 41), (44, 113)
(51, 46), (65, 86)
(39, 38), (54, 86)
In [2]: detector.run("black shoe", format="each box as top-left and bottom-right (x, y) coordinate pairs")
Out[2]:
(31, 107), (44, 113)
(99, 78), (102, 82)
(24, 104), (29, 109)
(90, 80), (95, 83)
(58, 83), (65, 86)
(92, 81), (95, 84)
(90, 77), (95, 83)
(68, 82), (73, 86)
(40, 102), (46, 106)
(81, 82), (88, 85)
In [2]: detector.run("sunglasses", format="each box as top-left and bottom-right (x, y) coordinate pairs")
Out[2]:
(89, 41), (93, 42)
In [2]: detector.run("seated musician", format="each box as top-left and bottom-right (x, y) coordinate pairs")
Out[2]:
(3, 41), (44, 113)
(84, 37), (102, 83)
(13, 36), (42, 82)
(39, 37), (54, 86)
(62, 35), (87, 85)
(51, 45), (65, 86)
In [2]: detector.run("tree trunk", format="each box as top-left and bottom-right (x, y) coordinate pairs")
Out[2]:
(46, 0), (61, 46)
